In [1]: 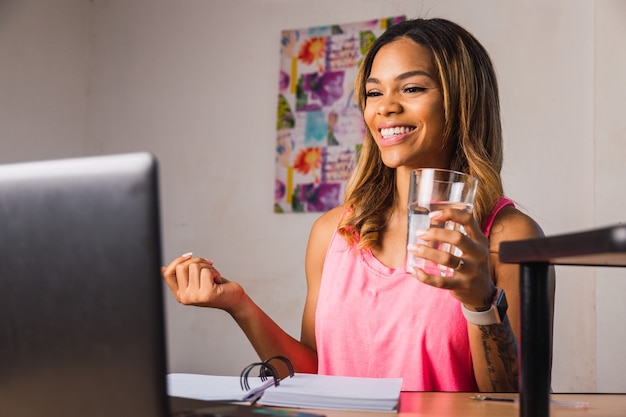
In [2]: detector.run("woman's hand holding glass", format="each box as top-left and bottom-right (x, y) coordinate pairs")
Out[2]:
(407, 208), (495, 310)
(162, 253), (245, 312)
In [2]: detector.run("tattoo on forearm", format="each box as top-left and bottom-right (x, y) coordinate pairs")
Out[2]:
(478, 316), (519, 391)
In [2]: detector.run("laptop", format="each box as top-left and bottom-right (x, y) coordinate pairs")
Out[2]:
(0, 152), (172, 417)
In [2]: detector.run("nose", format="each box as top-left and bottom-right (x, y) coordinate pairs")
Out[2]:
(377, 92), (402, 116)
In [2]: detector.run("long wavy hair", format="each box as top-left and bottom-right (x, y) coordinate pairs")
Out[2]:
(338, 18), (504, 249)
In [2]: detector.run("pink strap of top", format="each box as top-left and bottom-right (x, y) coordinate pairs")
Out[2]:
(481, 196), (515, 236)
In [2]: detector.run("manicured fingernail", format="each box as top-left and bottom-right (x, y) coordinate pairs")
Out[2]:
(429, 210), (442, 218)
(181, 252), (193, 257)
(203, 257), (214, 264)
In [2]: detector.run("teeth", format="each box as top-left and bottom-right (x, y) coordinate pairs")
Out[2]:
(380, 126), (414, 138)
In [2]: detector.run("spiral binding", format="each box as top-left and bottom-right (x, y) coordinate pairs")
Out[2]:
(239, 355), (295, 391)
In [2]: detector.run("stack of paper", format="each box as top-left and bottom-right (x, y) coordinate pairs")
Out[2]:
(258, 373), (402, 411)
(167, 372), (402, 412)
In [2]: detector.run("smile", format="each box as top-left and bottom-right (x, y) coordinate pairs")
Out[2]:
(380, 126), (415, 139)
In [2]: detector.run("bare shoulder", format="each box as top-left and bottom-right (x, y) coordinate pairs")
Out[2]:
(306, 205), (344, 260)
(304, 205), (344, 287)
(489, 205), (546, 296)
(489, 205), (545, 250)
(309, 205), (345, 242)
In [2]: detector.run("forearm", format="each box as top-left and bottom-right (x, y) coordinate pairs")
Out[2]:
(227, 294), (318, 375)
(468, 317), (519, 392)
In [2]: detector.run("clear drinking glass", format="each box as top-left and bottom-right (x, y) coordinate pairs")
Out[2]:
(406, 168), (478, 277)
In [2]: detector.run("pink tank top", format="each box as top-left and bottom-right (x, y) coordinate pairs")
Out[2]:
(315, 197), (514, 391)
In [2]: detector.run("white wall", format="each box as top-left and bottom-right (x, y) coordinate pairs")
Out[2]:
(0, 0), (90, 162)
(1, 0), (624, 393)
(595, 0), (626, 393)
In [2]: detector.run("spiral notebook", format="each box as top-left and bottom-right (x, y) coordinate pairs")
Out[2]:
(167, 357), (402, 412)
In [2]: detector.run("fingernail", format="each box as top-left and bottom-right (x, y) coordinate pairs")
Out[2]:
(203, 257), (214, 264)
(429, 210), (442, 218)
(181, 252), (193, 257)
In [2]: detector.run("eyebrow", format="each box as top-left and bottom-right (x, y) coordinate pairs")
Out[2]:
(366, 70), (435, 84)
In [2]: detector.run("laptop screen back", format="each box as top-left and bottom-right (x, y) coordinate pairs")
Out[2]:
(0, 153), (169, 417)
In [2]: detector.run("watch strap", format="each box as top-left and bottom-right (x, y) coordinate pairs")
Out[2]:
(461, 288), (507, 325)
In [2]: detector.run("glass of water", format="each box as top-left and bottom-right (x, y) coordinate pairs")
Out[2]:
(406, 168), (478, 277)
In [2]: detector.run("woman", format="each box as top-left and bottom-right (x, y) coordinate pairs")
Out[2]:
(162, 18), (554, 392)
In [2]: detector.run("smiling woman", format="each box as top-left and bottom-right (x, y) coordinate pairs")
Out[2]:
(326, 18), (553, 392)
(162, 17), (554, 393)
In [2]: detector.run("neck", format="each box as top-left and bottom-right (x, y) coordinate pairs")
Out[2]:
(394, 166), (413, 211)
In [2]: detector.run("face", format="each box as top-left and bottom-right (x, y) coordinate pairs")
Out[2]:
(364, 37), (451, 171)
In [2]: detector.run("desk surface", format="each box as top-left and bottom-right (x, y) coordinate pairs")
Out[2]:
(170, 392), (626, 417)
(310, 392), (626, 417)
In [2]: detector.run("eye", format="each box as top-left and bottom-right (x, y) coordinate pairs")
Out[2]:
(404, 86), (428, 94)
(365, 90), (382, 98)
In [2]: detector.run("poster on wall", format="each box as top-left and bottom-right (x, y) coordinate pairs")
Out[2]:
(274, 16), (405, 213)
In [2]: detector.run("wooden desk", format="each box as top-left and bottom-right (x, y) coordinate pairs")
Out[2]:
(171, 392), (626, 417)
(297, 392), (626, 417)
(398, 392), (626, 417)
(499, 224), (626, 417)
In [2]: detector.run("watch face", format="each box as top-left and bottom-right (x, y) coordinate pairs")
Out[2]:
(496, 288), (508, 320)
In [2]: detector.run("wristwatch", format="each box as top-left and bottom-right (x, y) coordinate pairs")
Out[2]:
(461, 288), (508, 325)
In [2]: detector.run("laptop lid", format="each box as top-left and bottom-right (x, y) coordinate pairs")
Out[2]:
(0, 153), (169, 417)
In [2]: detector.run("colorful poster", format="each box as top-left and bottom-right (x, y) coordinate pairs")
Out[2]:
(274, 16), (405, 213)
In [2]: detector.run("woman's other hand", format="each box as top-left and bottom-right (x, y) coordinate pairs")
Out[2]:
(161, 253), (245, 311)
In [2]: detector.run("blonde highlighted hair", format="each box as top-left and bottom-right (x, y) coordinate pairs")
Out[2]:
(339, 18), (504, 249)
